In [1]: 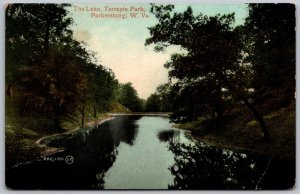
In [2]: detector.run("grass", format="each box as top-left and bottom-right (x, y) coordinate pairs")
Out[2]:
(108, 102), (130, 113)
(173, 117), (206, 130)
(174, 101), (295, 160)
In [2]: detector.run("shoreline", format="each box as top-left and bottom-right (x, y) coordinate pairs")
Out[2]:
(35, 116), (116, 156)
(7, 112), (294, 169)
(176, 127), (295, 160)
(6, 114), (116, 169)
(172, 101), (295, 160)
(108, 112), (171, 116)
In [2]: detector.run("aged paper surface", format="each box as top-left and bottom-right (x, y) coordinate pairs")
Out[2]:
(5, 2), (296, 190)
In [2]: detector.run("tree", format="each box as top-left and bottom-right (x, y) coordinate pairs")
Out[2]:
(116, 83), (142, 112)
(6, 4), (125, 131)
(145, 93), (161, 112)
(156, 83), (173, 112)
(85, 63), (118, 119)
(6, 4), (89, 130)
(6, 4), (73, 96)
(244, 4), (295, 105)
(146, 4), (271, 140)
(20, 41), (88, 130)
(146, 83), (174, 112)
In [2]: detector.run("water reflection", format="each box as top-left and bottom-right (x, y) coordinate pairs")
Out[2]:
(157, 130), (180, 143)
(6, 116), (141, 189)
(5, 116), (295, 190)
(167, 142), (295, 189)
(109, 115), (141, 146)
(103, 116), (182, 189)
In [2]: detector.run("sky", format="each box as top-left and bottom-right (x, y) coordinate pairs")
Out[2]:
(69, 3), (249, 99)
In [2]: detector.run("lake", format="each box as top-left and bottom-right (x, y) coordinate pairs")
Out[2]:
(6, 116), (295, 190)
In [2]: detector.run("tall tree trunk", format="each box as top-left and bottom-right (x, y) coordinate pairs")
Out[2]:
(232, 90), (270, 141)
(220, 74), (270, 141)
(241, 97), (270, 141)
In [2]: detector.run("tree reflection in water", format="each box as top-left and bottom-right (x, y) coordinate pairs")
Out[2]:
(108, 115), (141, 146)
(157, 130), (180, 143)
(6, 116), (141, 189)
(6, 116), (295, 189)
(167, 142), (267, 189)
(92, 115), (141, 188)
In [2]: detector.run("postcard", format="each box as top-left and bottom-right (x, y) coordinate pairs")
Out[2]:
(5, 2), (296, 190)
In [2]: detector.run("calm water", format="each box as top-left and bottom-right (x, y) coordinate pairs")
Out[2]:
(6, 116), (295, 190)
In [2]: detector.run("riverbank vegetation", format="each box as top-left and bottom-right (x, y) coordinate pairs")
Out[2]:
(5, 4), (142, 167)
(145, 4), (295, 157)
(174, 101), (295, 159)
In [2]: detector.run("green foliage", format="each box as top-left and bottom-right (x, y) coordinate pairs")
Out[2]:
(115, 82), (143, 112)
(5, 4), (120, 130)
(5, 4), (73, 93)
(146, 4), (242, 123)
(145, 83), (173, 112)
(146, 4), (295, 140)
(85, 63), (118, 116)
(145, 93), (161, 112)
(108, 102), (130, 113)
(22, 43), (90, 129)
(156, 83), (173, 112)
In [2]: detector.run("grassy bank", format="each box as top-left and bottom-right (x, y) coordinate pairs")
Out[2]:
(5, 97), (129, 168)
(174, 101), (295, 159)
